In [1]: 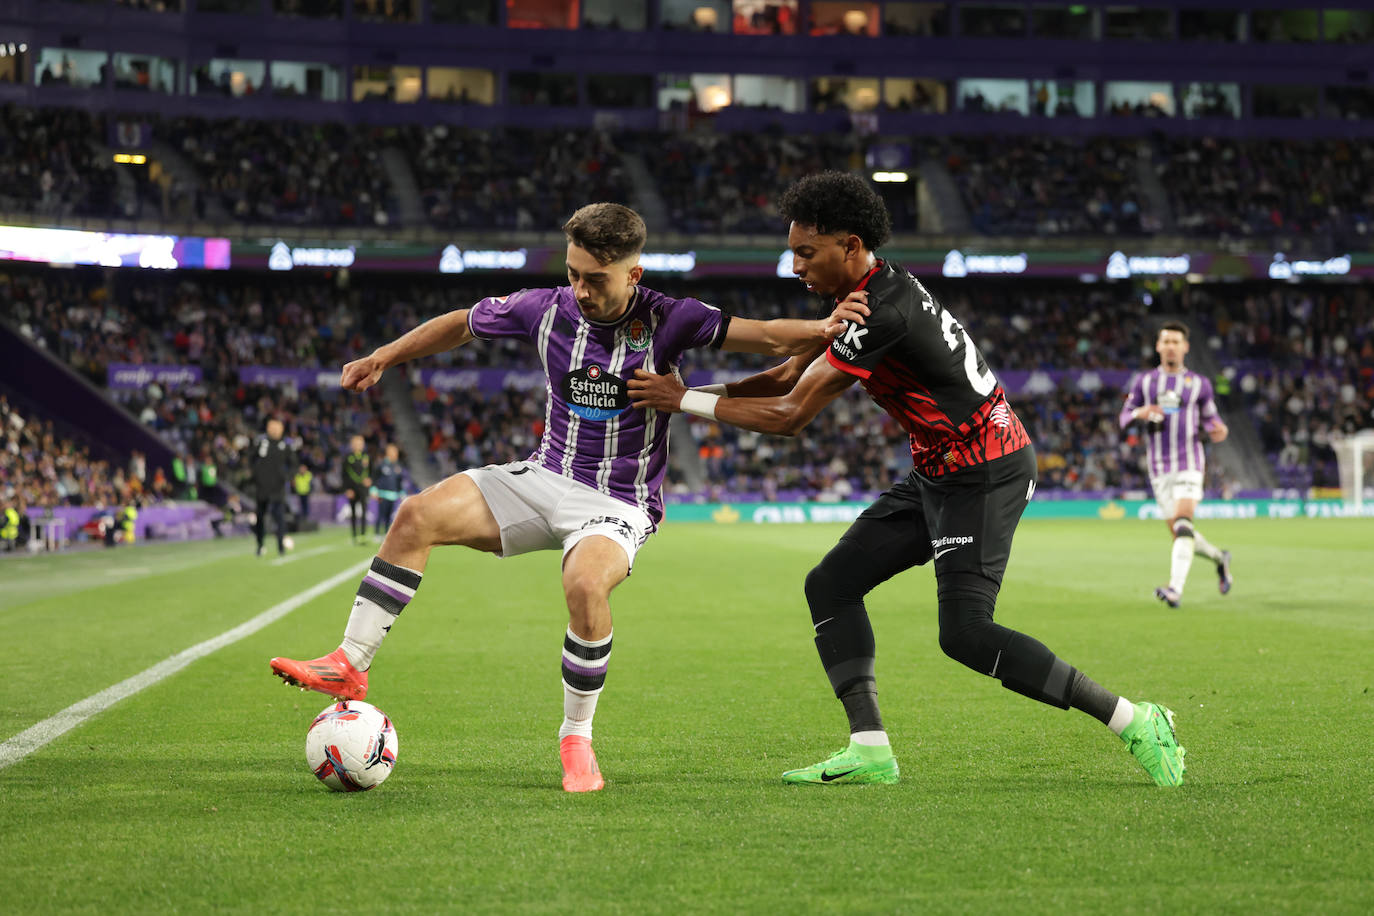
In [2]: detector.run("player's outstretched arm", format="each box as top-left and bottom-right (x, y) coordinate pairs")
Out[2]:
(340, 309), (476, 392)
(720, 291), (870, 356)
(630, 355), (856, 437)
(703, 343), (831, 399)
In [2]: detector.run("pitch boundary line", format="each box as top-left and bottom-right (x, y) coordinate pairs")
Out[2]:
(269, 544), (343, 566)
(0, 558), (370, 771)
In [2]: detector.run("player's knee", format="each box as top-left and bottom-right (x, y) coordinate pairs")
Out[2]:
(936, 574), (1001, 671)
(803, 561), (841, 611)
(562, 570), (608, 613)
(1172, 516), (1195, 540)
(389, 494), (429, 539)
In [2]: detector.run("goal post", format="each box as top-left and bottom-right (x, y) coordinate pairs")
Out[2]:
(1332, 429), (1374, 511)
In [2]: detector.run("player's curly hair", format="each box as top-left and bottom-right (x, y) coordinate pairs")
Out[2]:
(563, 203), (646, 265)
(778, 171), (892, 252)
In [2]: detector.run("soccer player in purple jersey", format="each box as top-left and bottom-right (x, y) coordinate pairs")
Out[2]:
(269, 203), (865, 792)
(1120, 321), (1233, 608)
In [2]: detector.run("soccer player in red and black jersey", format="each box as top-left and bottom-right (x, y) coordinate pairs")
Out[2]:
(630, 171), (1186, 787)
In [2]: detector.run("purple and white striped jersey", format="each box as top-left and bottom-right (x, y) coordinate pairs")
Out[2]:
(468, 285), (727, 525)
(1119, 368), (1222, 477)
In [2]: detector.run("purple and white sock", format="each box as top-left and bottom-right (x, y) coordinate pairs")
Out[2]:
(341, 556), (422, 671)
(559, 628), (612, 740)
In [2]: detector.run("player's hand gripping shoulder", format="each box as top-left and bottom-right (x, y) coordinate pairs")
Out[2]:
(722, 290), (870, 356)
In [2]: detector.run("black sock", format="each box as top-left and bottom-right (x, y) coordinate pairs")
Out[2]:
(838, 681), (884, 734)
(1068, 669), (1120, 726)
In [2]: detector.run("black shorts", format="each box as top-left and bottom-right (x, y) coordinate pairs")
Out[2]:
(854, 445), (1036, 586)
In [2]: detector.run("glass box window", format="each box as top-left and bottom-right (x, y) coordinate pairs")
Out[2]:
(509, 70), (579, 105)
(37, 49), (107, 89)
(583, 0), (645, 29)
(1324, 10), (1374, 41)
(732, 0), (798, 35)
(431, 0), (498, 24)
(587, 73), (652, 106)
(1178, 9), (1241, 41)
(961, 4), (1026, 37)
(427, 67), (495, 103)
(883, 77), (947, 113)
(883, 2), (948, 36)
(734, 75), (804, 112)
(113, 53), (177, 94)
(1103, 6), (1172, 40)
(353, 0), (419, 22)
(193, 58), (267, 97)
(1103, 80), (1174, 116)
(0, 43), (30, 85)
(270, 61), (342, 101)
(1253, 10), (1320, 42)
(1327, 85), (1374, 119)
(352, 65), (421, 102)
(1030, 79), (1093, 117)
(809, 3), (880, 36)
(1031, 4), (1096, 39)
(811, 76), (881, 112)
(1253, 85), (1320, 118)
(660, 0), (729, 31)
(657, 73), (730, 112)
(1180, 82), (1239, 118)
(508, 0), (579, 29)
(956, 77), (1028, 114)
(274, 1), (343, 18)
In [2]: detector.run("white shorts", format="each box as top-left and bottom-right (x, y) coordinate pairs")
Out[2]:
(462, 460), (653, 571)
(1150, 470), (1204, 518)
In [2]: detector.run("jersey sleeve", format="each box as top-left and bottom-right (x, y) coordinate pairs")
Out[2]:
(668, 297), (729, 351)
(824, 300), (907, 380)
(1119, 373), (1145, 429)
(1198, 376), (1222, 427)
(467, 288), (547, 341)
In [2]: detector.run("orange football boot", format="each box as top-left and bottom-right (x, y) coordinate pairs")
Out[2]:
(270, 648), (368, 701)
(559, 735), (604, 793)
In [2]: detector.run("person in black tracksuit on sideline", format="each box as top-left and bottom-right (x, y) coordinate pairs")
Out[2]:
(343, 434), (372, 545)
(371, 442), (407, 540)
(250, 418), (296, 557)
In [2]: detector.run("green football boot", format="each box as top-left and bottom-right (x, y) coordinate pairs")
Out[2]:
(781, 742), (900, 785)
(1120, 702), (1186, 787)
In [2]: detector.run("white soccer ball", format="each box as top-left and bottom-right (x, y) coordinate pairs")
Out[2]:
(282, 535), (295, 551)
(305, 700), (398, 791)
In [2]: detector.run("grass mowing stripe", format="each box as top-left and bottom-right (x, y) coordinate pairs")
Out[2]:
(0, 558), (370, 771)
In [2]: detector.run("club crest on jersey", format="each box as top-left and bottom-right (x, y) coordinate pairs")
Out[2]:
(622, 318), (651, 352)
(561, 364), (630, 421)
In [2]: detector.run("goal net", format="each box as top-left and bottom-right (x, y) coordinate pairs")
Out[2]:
(1332, 429), (1374, 511)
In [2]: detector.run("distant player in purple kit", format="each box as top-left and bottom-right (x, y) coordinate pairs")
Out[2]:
(269, 203), (864, 792)
(1120, 321), (1233, 608)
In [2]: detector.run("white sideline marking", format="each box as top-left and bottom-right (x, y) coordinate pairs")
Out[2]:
(269, 545), (341, 566)
(0, 559), (370, 771)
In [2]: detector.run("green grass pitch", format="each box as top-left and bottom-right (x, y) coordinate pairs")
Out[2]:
(2, 518), (1372, 914)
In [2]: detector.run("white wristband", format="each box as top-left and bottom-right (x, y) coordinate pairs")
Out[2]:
(694, 383), (729, 396)
(679, 389), (720, 420)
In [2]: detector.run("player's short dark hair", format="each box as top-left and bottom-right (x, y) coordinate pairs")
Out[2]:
(778, 171), (892, 252)
(563, 203), (647, 265)
(1158, 320), (1189, 340)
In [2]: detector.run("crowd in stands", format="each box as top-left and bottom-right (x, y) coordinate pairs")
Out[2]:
(623, 129), (869, 234)
(939, 136), (1151, 236)
(406, 125), (633, 231)
(9, 104), (1374, 245)
(163, 116), (398, 226)
(1158, 138), (1374, 244)
(1, 395), (153, 513)
(1189, 283), (1374, 488)
(0, 105), (117, 221)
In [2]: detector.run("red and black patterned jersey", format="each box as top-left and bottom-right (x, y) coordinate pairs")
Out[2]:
(825, 260), (1031, 478)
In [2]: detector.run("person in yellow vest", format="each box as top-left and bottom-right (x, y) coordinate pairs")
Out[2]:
(293, 464), (313, 521)
(119, 502), (138, 543)
(1, 505), (18, 551)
